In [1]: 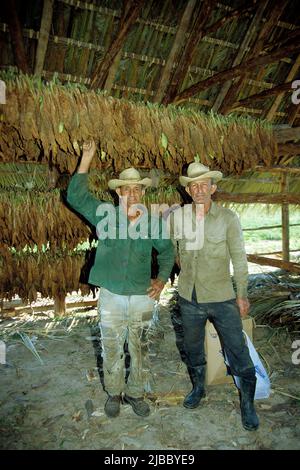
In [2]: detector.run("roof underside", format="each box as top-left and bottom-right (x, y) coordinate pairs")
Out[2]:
(0, 0), (299, 125)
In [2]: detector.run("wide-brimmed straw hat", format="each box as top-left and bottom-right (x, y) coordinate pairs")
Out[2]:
(108, 167), (152, 190)
(179, 162), (223, 187)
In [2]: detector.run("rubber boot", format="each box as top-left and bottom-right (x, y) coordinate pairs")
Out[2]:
(239, 376), (259, 431)
(183, 366), (206, 409)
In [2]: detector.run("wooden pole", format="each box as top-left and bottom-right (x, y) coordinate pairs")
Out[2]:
(34, 0), (54, 75)
(214, 191), (300, 204)
(153, 0), (197, 103)
(54, 294), (66, 317)
(247, 254), (300, 273)
(281, 173), (290, 261)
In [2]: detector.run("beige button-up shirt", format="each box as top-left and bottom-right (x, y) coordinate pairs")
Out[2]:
(171, 202), (248, 303)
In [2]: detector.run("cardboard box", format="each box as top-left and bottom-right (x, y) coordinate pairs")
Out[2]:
(205, 317), (254, 386)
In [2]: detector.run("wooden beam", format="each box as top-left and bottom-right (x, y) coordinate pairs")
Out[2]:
(281, 173), (290, 262)
(243, 223), (300, 231)
(3, 0), (30, 73)
(162, 0), (257, 104)
(1, 299), (97, 317)
(103, 49), (122, 93)
(34, 0), (54, 75)
(90, 0), (144, 90)
(203, 1), (257, 37)
(247, 254), (300, 273)
(162, 0), (216, 105)
(214, 191), (300, 204)
(153, 0), (197, 103)
(274, 127), (300, 143)
(212, 0), (268, 112)
(173, 42), (300, 104)
(230, 81), (295, 111)
(265, 54), (300, 121)
(277, 143), (300, 155)
(220, 0), (288, 114)
(254, 165), (300, 173)
(286, 103), (300, 127)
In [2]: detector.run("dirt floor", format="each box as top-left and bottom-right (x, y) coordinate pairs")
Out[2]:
(0, 284), (300, 451)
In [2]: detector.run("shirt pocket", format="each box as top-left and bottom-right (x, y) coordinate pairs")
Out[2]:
(205, 236), (227, 259)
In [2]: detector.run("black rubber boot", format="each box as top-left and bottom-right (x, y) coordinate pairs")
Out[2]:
(183, 366), (206, 409)
(239, 376), (259, 431)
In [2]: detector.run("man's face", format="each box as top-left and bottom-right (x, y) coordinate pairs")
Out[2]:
(186, 178), (216, 204)
(117, 184), (144, 207)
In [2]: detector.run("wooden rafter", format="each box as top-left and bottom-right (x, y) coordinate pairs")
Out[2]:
(90, 0), (144, 90)
(212, 0), (268, 112)
(214, 192), (300, 204)
(220, 0), (288, 114)
(153, 0), (197, 104)
(264, 54), (300, 121)
(173, 41), (300, 104)
(162, 0), (216, 105)
(230, 80), (296, 111)
(277, 143), (300, 155)
(286, 103), (300, 127)
(275, 127), (300, 143)
(203, 1), (257, 37)
(34, 0), (54, 75)
(162, 0), (257, 105)
(254, 165), (300, 174)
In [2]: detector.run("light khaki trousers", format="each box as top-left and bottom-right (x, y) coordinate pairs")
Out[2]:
(98, 288), (155, 398)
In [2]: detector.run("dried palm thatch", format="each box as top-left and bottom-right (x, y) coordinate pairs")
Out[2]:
(0, 72), (277, 175)
(0, 247), (92, 303)
(248, 271), (300, 331)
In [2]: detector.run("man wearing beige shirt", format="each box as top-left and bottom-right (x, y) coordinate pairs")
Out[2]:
(172, 162), (259, 431)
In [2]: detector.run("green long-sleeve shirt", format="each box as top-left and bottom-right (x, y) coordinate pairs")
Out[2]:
(171, 202), (248, 303)
(67, 173), (174, 295)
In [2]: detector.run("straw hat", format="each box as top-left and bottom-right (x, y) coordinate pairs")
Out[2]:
(108, 168), (152, 190)
(179, 162), (223, 187)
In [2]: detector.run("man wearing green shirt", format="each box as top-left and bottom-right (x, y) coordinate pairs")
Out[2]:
(172, 162), (259, 431)
(67, 140), (174, 418)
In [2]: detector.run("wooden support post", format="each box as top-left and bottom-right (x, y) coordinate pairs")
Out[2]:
(34, 0), (54, 75)
(281, 174), (290, 262)
(54, 294), (66, 317)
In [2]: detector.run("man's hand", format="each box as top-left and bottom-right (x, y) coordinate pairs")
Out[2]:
(147, 279), (165, 300)
(78, 139), (96, 173)
(236, 297), (250, 318)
